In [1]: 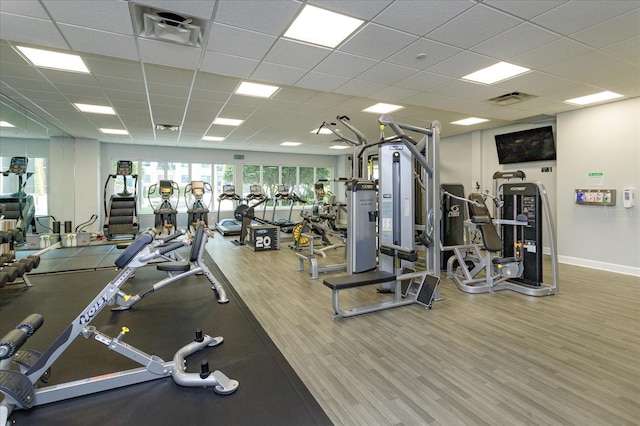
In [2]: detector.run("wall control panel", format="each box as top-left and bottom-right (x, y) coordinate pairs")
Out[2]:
(575, 189), (616, 206)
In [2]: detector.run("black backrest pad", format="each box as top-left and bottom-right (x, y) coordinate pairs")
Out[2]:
(190, 224), (204, 262)
(468, 193), (502, 252)
(115, 230), (154, 268)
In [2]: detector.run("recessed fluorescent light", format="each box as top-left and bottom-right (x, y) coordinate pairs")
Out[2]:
(281, 142), (302, 146)
(564, 91), (623, 106)
(362, 103), (404, 114)
(311, 127), (333, 135)
(284, 4), (363, 48)
(73, 103), (116, 115)
(0, 121), (15, 127)
(451, 117), (489, 126)
(99, 128), (129, 135)
(15, 46), (90, 73)
(202, 136), (225, 142)
(329, 145), (350, 150)
(213, 118), (243, 126)
(462, 62), (530, 84)
(236, 82), (280, 98)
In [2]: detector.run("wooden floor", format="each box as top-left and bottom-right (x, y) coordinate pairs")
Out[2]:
(206, 234), (640, 426)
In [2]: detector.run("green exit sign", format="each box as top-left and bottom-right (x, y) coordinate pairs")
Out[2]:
(234, 154), (244, 160)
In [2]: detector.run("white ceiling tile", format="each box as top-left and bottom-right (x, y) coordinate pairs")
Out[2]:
(532, 0), (639, 35)
(207, 23), (276, 60)
(0, 13), (67, 49)
(335, 79), (386, 97)
(313, 51), (377, 78)
(0, 62), (45, 81)
(571, 10), (640, 48)
(200, 51), (258, 79)
(602, 36), (640, 64)
(510, 38), (591, 69)
(386, 38), (462, 70)
(423, 79), (488, 98)
(58, 24), (138, 61)
(263, 39), (331, 69)
(37, 68), (96, 86)
(494, 71), (581, 98)
(272, 87), (318, 104)
(193, 72), (239, 92)
(426, 4), (522, 49)
(137, 38), (202, 70)
(470, 23), (560, 60)
(569, 62), (640, 91)
(340, 23), (419, 60)
(426, 51), (495, 78)
(370, 85), (420, 103)
(42, 0), (133, 35)
(214, 0), (300, 36)
(98, 80), (147, 95)
(395, 71), (453, 91)
(483, 0), (568, 19)
(305, 92), (351, 108)
(357, 62), (418, 85)
(86, 57), (144, 80)
(147, 83), (192, 98)
(144, 64), (196, 87)
(250, 62), (307, 86)
(374, 0), (475, 36)
(295, 72), (350, 92)
(0, 1), (49, 19)
(539, 50), (617, 80)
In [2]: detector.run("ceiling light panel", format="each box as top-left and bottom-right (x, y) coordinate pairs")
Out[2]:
(284, 4), (364, 48)
(311, 128), (333, 134)
(281, 141), (302, 146)
(100, 128), (129, 135)
(213, 118), (244, 126)
(73, 103), (116, 115)
(15, 46), (90, 73)
(462, 62), (530, 84)
(362, 103), (404, 114)
(451, 117), (489, 126)
(564, 91), (623, 105)
(236, 82), (280, 98)
(0, 121), (15, 127)
(329, 145), (350, 150)
(202, 136), (225, 141)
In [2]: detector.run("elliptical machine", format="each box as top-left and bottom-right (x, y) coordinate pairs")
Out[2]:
(184, 180), (213, 233)
(0, 157), (36, 244)
(148, 180), (180, 235)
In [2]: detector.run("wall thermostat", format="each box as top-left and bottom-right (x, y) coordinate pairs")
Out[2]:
(623, 188), (635, 208)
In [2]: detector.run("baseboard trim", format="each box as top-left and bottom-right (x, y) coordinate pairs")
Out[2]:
(558, 255), (640, 277)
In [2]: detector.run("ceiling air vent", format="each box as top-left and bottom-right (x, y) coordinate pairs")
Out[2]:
(488, 92), (536, 106)
(133, 5), (205, 47)
(155, 124), (180, 131)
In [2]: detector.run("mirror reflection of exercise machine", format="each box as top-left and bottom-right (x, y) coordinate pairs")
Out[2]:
(184, 180), (213, 233)
(0, 157), (36, 244)
(103, 160), (138, 240)
(215, 185), (242, 236)
(445, 180), (558, 296)
(148, 180), (180, 235)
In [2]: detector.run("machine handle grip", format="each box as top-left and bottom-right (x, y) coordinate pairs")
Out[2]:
(157, 241), (184, 256)
(158, 229), (185, 244)
(0, 329), (28, 359)
(17, 313), (44, 337)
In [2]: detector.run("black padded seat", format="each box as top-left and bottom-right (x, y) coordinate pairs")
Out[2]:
(157, 261), (190, 272)
(492, 257), (518, 265)
(467, 193), (503, 252)
(323, 270), (395, 290)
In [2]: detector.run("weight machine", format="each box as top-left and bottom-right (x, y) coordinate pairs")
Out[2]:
(445, 179), (559, 296)
(322, 115), (441, 319)
(0, 227), (238, 424)
(184, 180), (213, 233)
(103, 160), (139, 239)
(148, 180), (180, 234)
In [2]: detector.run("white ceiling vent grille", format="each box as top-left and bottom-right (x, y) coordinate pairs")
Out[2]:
(133, 5), (205, 47)
(488, 92), (536, 106)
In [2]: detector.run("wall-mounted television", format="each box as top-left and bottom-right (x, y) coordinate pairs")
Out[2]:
(494, 126), (556, 164)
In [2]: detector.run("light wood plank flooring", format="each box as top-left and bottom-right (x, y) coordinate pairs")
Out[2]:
(206, 234), (640, 426)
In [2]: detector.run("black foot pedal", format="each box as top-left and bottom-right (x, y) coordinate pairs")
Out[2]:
(0, 370), (36, 409)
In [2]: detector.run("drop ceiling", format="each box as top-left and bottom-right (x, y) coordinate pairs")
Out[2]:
(0, 0), (638, 155)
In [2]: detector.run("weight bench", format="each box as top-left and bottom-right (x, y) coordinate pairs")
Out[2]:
(323, 269), (437, 319)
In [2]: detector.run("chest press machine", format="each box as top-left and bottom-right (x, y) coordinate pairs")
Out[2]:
(0, 227), (238, 424)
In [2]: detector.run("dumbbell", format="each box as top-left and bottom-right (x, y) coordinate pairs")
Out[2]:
(0, 271), (9, 288)
(0, 231), (13, 244)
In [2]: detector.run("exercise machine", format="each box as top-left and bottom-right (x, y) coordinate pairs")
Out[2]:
(184, 180), (213, 233)
(111, 224), (229, 310)
(446, 181), (558, 296)
(0, 157), (36, 244)
(103, 160), (139, 240)
(440, 184), (466, 270)
(215, 185), (242, 236)
(322, 115), (442, 319)
(148, 179), (180, 234)
(271, 185), (305, 232)
(245, 185), (269, 221)
(0, 230), (238, 424)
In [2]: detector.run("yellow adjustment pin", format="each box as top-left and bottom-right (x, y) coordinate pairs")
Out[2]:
(121, 326), (129, 334)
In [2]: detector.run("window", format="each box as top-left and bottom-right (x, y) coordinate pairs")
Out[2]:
(242, 165), (261, 197)
(214, 164), (236, 211)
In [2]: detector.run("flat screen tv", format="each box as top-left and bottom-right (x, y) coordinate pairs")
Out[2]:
(494, 126), (556, 164)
